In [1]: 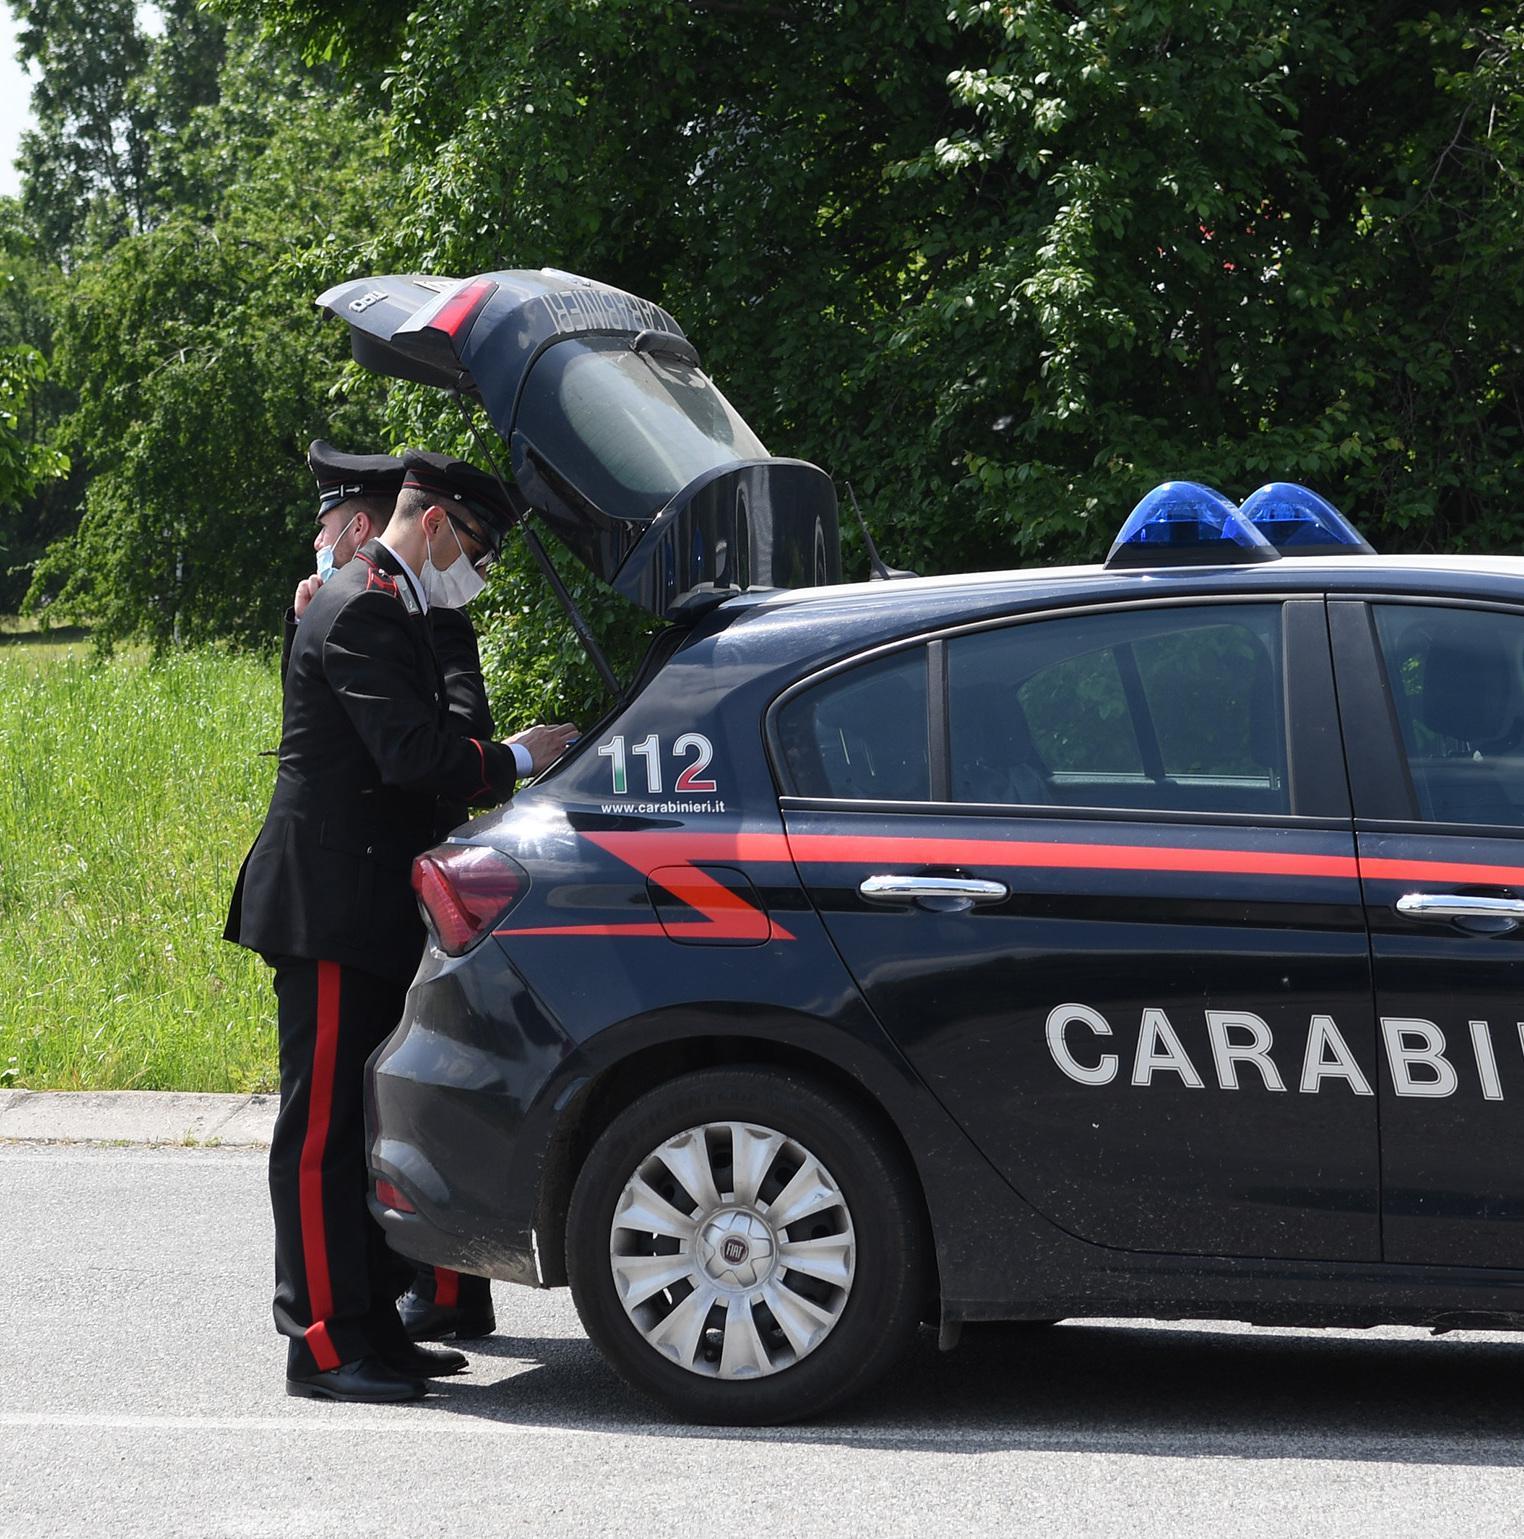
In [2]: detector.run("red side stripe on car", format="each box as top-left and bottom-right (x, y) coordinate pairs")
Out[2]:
(584, 830), (1360, 879)
(299, 961), (342, 1373)
(590, 832), (794, 865)
(494, 830), (1524, 941)
(782, 833), (1360, 880)
(504, 856), (789, 940)
(1360, 855), (1524, 887)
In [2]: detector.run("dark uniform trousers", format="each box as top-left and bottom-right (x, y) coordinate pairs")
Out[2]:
(231, 542), (519, 1373)
(269, 957), (414, 1376)
(408, 1258), (492, 1318)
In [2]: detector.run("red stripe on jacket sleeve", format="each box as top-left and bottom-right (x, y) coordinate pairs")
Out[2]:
(469, 738), (491, 799)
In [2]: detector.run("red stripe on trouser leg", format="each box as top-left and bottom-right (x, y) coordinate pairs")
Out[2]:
(434, 1268), (460, 1308)
(306, 1320), (338, 1371)
(298, 960), (342, 1372)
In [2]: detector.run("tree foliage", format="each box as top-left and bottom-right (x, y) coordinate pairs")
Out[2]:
(11, 0), (224, 258)
(0, 344), (66, 514)
(19, 0), (1524, 719)
(0, 200), (72, 605)
(24, 33), (390, 649)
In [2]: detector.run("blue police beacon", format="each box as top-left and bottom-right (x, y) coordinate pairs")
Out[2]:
(1237, 482), (1376, 555)
(1104, 481), (1279, 569)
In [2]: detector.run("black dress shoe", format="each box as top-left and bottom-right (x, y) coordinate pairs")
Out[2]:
(378, 1339), (469, 1378)
(286, 1356), (426, 1403)
(398, 1290), (496, 1343)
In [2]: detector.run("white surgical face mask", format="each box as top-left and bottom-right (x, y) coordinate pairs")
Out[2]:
(422, 516), (487, 609)
(315, 511), (359, 582)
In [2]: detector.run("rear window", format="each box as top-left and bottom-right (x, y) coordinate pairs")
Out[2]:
(515, 337), (769, 521)
(776, 649), (930, 801)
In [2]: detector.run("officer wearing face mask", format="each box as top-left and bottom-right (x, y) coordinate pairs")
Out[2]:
(226, 451), (577, 1403)
(286, 443), (500, 1343)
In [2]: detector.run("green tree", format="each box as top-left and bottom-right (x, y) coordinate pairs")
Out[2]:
(66, 0), (1524, 721)
(221, 0), (968, 722)
(0, 198), (73, 608)
(12, 0), (224, 257)
(0, 343), (66, 519)
(25, 34), (390, 648)
(220, 0), (1524, 566)
(885, 0), (1524, 563)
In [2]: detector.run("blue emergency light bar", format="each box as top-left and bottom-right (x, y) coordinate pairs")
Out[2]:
(1105, 479), (1373, 569)
(1104, 482), (1278, 569)
(1238, 482), (1375, 555)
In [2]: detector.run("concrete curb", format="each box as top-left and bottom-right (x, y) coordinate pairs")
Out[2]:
(0, 1090), (277, 1148)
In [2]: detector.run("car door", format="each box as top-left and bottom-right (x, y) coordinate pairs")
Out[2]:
(773, 597), (1381, 1261)
(1331, 597), (1524, 1268)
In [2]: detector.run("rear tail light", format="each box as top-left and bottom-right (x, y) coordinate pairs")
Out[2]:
(411, 844), (528, 955)
(427, 276), (498, 340)
(375, 1179), (415, 1213)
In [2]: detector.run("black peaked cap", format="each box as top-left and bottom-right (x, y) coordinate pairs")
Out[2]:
(307, 440), (405, 521)
(401, 448), (515, 553)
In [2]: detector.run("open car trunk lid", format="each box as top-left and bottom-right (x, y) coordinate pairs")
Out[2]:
(316, 269), (840, 619)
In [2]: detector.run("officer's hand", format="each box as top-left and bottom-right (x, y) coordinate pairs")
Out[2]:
(293, 573), (324, 619)
(509, 722), (580, 774)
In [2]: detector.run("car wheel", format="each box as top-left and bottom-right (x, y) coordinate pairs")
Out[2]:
(566, 1066), (926, 1425)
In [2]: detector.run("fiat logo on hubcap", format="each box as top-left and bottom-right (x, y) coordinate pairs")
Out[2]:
(720, 1235), (749, 1266)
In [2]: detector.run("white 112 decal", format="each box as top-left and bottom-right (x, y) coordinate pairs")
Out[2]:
(597, 733), (717, 794)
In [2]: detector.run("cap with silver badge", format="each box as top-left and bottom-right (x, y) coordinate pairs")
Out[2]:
(307, 440), (405, 524)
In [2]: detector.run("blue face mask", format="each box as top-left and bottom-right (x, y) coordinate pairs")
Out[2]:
(315, 512), (358, 584)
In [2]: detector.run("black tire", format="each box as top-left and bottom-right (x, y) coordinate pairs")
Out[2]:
(566, 1066), (926, 1425)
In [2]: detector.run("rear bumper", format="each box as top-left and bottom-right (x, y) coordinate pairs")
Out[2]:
(364, 940), (573, 1286)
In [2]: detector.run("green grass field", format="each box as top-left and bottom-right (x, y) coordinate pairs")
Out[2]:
(0, 635), (282, 1091)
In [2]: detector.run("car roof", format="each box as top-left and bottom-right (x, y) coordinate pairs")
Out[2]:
(683, 552), (1524, 673)
(725, 552), (1524, 619)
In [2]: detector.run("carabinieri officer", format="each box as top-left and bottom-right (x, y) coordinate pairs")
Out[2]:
(291, 442), (500, 1343)
(226, 453), (577, 1402)
(286, 449), (501, 1348)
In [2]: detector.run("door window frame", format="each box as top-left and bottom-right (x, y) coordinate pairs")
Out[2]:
(766, 593), (1351, 826)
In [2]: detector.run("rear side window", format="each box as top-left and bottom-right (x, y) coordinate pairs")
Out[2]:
(1373, 605), (1524, 828)
(776, 648), (930, 801)
(948, 605), (1288, 815)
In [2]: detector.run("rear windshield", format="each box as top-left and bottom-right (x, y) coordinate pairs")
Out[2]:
(515, 336), (768, 521)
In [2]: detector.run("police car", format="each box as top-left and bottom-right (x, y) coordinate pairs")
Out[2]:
(323, 270), (1524, 1424)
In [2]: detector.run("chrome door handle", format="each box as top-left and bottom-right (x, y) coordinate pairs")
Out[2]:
(1396, 892), (1524, 926)
(859, 874), (1010, 913)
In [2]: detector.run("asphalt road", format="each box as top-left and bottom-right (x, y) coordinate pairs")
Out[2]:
(4, 1144), (1524, 1538)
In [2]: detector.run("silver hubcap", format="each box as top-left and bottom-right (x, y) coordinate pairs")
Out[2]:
(608, 1121), (857, 1379)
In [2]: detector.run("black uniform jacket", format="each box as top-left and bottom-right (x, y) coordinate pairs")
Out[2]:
(282, 596), (495, 834)
(226, 542), (516, 982)
(282, 604), (493, 736)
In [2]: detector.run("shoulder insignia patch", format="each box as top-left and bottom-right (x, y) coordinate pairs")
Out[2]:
(364, 564), (400, 599)
(356, 551), (419, 612)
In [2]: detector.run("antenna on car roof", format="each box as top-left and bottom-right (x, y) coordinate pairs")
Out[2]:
(451, 392), (622, 698)
(844, 483), (917, 581)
